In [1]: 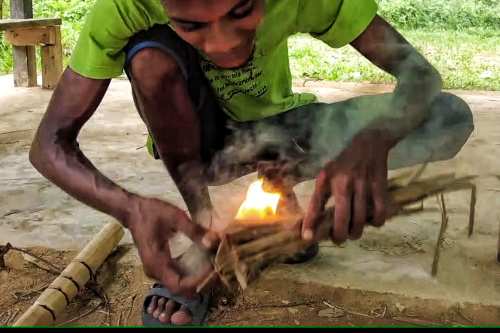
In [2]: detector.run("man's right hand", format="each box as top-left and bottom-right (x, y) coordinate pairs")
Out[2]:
(29, 67), (221, 300)
(125, 196), (221, 298)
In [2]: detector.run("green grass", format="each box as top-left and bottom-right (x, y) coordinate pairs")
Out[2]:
(1, 0), (499, 90)
(288, 28), (500, 91)
(0, 34), (12, 74)
(0, 0), (92, 74)
(376, 0), (500, 31)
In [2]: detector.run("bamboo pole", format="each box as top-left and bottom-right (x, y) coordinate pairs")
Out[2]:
(12, 221), (125, 327)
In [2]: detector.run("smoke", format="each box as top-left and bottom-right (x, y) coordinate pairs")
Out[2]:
(184, 37), (474, 228)
(203, 88), (473, 192)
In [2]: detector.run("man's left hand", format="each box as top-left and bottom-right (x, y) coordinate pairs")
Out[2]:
(302, 131), (397, 244)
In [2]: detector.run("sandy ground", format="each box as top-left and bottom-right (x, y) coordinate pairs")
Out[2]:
(1, 75), (500, 326)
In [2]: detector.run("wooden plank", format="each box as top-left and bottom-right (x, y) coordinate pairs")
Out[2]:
(9, 0), (37, 87)
(0, 18), (62, 30)
(5, 26), (56, 45)
(41, 25), (62, 89)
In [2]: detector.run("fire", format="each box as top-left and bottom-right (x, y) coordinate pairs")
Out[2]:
(235, 179), (281, 221)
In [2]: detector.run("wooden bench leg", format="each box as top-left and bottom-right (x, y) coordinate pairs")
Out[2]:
(41, 25), (62, 90)
(10, 0), (37, 87)
(12, 45), (37, 87)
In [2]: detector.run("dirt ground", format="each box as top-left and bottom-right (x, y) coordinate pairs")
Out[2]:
(1, 76), (500, 327)
(2, 244), (500, 327)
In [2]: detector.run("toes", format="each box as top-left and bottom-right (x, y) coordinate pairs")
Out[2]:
(171, 305), (193, 326)
(147, 295), (159, 314)
(152, 297), (167, 318)
(159, 299), (178, 324)
(147, 296), (194, 326)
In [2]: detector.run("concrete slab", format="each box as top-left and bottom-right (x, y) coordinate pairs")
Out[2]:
(273, 80), (500, 308)
(1, 74), (500, 315)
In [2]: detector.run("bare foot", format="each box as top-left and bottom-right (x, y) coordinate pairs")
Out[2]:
(145, 218), (215, 326)
(147, 296), (193, 325)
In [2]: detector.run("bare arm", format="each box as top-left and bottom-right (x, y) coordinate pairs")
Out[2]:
(303, 15), (444, 243)
(29, 67), (138, 226)
(350, 14), (443, 141)
(30, 67), (219, 295)
(127, 51), (213, 225)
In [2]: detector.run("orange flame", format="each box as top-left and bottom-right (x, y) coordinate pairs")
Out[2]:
(235, 179), (281, 221)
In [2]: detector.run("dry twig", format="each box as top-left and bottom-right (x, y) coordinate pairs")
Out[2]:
(56, 300), (104, 326)
(6, 309), (20, 327)
(125, 294), (136, 326)
(0, 129), (33, 136)
(432, 193), (449, 277)
(102, 293), (111, 327)
(12, 286), (46, 300)
(323, 301), (376, 319)
(0, 311), (8, 327)
(246, 302), (314, 310)
(442, 318), (465, 327)
(454, 306), (474, 325)
(116, 311), (122, 327)
(392, 316), (441, 326)
(21, 253), (61, 275)
(0, 242), (62, 273)
(469, 185), (477, 236)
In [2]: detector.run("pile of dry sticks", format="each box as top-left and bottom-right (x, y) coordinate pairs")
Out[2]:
(197, 170), (476, 297)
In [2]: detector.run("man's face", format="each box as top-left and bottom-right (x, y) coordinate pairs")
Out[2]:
(162, 0), (265, 69)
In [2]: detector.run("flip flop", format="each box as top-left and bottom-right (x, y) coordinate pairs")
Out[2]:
(141, 282), (211, 326)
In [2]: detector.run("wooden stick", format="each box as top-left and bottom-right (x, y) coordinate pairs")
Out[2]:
(12, 221), (124, 327)
(469, 184), (476, 237)
(432, 193), (449, 277)
(21, 252), (61, 275)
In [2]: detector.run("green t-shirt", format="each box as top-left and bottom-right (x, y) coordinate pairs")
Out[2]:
(70, 0), (378, 122)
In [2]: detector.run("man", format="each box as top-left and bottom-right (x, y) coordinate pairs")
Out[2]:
(29, 0), (474, 326)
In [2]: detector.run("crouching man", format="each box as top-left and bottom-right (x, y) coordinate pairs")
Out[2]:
(29, 0), (474, 326)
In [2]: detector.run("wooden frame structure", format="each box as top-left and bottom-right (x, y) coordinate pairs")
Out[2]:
(0, 0), (63, 89)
